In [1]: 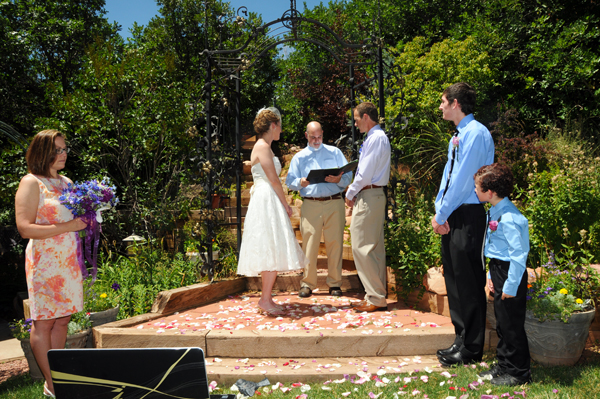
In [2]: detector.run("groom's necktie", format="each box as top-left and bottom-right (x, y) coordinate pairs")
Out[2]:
(441, 130), (459, 202)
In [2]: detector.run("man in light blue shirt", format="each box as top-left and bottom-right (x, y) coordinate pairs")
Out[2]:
(345, 102), (391, 312)
(286, 121), (351, 298)
(432, 82), (495, 367)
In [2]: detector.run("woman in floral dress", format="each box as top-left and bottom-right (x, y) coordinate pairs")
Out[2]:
(15, 130), (87, 398)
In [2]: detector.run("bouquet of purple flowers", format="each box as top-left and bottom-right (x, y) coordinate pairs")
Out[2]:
(60, 178), (119, 280)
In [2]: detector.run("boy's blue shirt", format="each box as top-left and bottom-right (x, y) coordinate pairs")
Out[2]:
(485, 197), (530, 296)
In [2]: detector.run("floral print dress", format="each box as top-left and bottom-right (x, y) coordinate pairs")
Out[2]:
(25, 174), (83, 320)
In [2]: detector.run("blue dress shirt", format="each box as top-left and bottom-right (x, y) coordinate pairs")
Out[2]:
(286, 143), (351, 197)
(485, 197), (530, 296)
(434, 114), (494, 225)
(346, 125), (391, 201)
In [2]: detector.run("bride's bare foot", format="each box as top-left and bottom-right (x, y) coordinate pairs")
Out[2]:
(258, 305), (285, 316)
(258, 299), (285, 316)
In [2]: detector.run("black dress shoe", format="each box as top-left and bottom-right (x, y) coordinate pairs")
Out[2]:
(490, 372), (531, 386)
(436, 344), (460, 358)
(329, 287), (342, 296)
(298, 287), (312, 298)
(478, 364), (503, 380)
(438, 351), (480, 367)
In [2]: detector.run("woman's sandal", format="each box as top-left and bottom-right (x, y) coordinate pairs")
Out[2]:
(43, 382), (56, 398)
(258, 305), (286, 316)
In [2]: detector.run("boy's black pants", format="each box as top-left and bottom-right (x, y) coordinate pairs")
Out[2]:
(489, 258), (530, 378)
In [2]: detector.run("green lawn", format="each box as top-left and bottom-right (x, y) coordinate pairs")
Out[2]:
(1, 352), (599, 399)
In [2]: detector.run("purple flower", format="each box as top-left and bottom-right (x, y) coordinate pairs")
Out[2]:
(60, 178), (118, 218)
(111, 282), (121, 291)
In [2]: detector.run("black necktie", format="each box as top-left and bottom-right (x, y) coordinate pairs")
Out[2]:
(441, 130), (459, 202)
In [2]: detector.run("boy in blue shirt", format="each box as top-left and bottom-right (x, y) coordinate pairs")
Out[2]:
(474, 163), (532, 386)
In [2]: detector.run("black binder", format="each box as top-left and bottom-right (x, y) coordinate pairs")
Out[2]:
(306, 160), (358, 184)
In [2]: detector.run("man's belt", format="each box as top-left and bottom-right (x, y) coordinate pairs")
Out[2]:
(302, 194), (342, 201)
(358, 184), (384, 194)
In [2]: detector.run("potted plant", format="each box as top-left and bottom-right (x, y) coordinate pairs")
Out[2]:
(83, 278), (120, 324)
(524, 251), (599, 366)
(9, 312), (92, 380)
(83, 277), (121, 347)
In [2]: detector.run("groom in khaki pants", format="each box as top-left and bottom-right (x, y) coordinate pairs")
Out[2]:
(345, 102), (391, 312)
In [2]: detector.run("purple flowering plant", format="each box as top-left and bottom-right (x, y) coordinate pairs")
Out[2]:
(10, 313), (92, 339)
(9, 318), (33, 340)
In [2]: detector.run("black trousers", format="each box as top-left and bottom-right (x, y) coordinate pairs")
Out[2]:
(441, 203), (487, 359)
(489, 258), (530, 378)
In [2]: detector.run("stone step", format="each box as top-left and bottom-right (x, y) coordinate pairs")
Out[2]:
(223, 207), (248, 218)
(205, 356), (441, 385)
(245, 270), (361, 293)
(227, 197), (251, 206)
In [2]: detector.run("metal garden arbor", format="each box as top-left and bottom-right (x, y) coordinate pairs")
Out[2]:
(195, 0), (412, 280)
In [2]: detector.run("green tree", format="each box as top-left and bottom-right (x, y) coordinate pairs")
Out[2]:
(459, 0), (600, 138)
(0, 2), (44, 133)
(41, 36), (196, 241)
(13, 0), (117, 94)
(387, 36), (498, 184)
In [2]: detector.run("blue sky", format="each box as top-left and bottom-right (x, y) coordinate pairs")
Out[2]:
(105, 0), (325, 39)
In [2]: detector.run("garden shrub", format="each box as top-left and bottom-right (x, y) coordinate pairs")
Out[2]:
(386, 180), (441, 303)
(389, 35), (498, 133)
(96, 244), (200, 319)
(519, 137), (600, 266)
(491, 108), (554, 191)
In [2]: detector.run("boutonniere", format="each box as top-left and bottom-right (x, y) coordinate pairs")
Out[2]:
(489, 220), (499, 232)
(452, 135), (459, 161)
(452, 135), (459, 149)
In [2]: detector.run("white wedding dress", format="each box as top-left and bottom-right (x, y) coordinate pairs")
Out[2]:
(237, 157), (308, 276)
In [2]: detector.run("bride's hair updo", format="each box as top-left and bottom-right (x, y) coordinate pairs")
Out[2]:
(253, 107), (281, 137)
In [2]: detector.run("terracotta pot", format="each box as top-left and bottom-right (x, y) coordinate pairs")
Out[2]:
(211, 194), (225, 209)
(524, 308), (596, 366)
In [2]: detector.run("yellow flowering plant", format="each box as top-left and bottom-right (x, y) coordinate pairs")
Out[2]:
(526, 252), (599, 323)
(83, 277), (120, 313)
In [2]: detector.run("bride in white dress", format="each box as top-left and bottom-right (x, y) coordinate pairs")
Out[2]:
(237, 107), (307, 316)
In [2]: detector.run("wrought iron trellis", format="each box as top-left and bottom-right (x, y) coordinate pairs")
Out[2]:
(195, 0), (414, 280)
